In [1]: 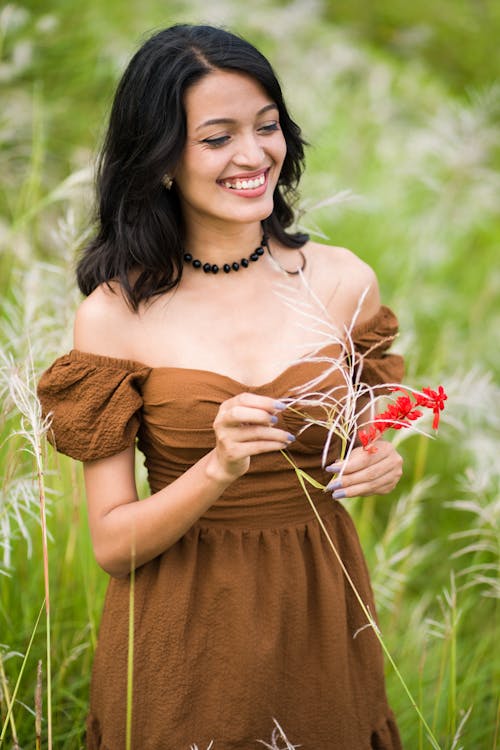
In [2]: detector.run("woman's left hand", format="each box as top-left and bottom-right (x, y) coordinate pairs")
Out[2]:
(325, 440), (403, 499)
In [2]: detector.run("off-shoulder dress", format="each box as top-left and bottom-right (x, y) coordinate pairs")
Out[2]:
(38, 306), (404, 750)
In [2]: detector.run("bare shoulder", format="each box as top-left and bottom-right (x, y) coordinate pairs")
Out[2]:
(304, 241), (381, 323)
(74, 282), (138, 357)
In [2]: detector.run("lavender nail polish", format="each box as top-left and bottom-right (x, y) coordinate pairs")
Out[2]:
(332, 489), (347, 500)
(326, 463), (342, 473)
(287, 433), (296, 442)
(274, 401), (287, 410)
(327, 479), (342, 491)
(270, 415), (278, 425)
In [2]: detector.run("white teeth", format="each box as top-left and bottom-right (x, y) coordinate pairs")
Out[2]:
(222, 173), (266, 190)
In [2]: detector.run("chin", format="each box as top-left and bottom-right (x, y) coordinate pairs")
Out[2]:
(232, 197), (275, 224)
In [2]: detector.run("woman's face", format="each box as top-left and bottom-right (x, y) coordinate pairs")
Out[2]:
(173, 69), (287, 232)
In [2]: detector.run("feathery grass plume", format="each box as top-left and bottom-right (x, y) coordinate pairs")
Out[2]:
(425, 573), (464, 740)
(447, 470), (499, 601)
(257, 718), (301, 749)
(189, 721), (299, 750)
(436, 368), (500, 600)
(0, 474), (53, 572)
(274, 277), (442, 471)
(0, 350), (53, 748)
(273, 276), (446, 747)
(369, 477), (438, 613)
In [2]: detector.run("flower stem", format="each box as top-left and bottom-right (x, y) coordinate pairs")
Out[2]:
(281, 451), (443, 750)
(36, 447), (52, 750)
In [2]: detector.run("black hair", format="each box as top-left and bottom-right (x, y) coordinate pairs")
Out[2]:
(77, 23), (308, 309)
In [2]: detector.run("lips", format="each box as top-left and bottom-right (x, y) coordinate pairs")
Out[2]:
(218, 169), (269, 191)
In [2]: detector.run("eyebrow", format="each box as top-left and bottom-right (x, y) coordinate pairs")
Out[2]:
(195, 103), (278, 132)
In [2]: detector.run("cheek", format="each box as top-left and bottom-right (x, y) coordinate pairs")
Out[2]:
(174, 153), (220, 194)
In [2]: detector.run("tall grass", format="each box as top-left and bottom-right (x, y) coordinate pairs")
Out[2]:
(1, 1), (498, 747)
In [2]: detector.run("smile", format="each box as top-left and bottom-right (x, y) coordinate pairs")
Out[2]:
(219, 171), (267, 191)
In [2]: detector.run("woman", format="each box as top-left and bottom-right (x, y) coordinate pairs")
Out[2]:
(38, 24), (404, 749)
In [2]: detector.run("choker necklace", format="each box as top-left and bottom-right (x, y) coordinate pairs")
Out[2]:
(183, 235), (267, 274)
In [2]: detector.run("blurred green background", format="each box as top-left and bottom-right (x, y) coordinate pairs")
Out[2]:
(1, 1), (499, 748)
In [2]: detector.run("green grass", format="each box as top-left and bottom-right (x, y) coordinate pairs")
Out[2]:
(1, 1), (499, 748)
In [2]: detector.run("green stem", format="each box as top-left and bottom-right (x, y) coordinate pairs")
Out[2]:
(0, 603), (44, 745)
(281, 451), (443, 750)
(0, 654), (19, 746)
(36, 433), (52, 750)
(37, 445), (52, 750)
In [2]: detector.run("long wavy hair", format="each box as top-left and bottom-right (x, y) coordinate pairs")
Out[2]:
(77, 24), (308, 310)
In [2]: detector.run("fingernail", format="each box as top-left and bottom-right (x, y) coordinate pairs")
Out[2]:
(270, 415), (278, 425)
(274, 401), (287, 410)
(287, 433), (296, 442)
(327, 479), (342, 491)
(326, 463), (342, 473)
(332, 489), (346, 500)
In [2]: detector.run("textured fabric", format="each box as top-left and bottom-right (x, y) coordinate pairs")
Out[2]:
(38, 306), (404, 750)
(38, 350), (151, 461)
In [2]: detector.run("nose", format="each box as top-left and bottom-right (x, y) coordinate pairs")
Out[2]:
(232, 132), (265, 167)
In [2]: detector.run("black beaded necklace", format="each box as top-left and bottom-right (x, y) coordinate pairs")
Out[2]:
(183, 234), (267, 274)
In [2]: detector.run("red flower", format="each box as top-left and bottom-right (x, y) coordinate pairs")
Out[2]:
(375, 395), (423, 430)
(358, 425), (381, 453)
(358, 385), (447, 451)
(415, 385), (447, 429)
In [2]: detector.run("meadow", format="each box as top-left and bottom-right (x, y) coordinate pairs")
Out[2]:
(0, 0), (499, 747)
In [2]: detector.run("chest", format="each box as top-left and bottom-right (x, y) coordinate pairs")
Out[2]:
(129, 278), (349, 386)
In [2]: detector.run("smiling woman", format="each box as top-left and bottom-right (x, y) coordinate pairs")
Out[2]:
(37, 23), (404, 750)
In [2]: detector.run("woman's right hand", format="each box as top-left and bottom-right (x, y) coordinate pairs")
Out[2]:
(207, 393), (294, 483)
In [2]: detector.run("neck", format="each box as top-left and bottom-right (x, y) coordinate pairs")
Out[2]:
(184, 220), (265, 264)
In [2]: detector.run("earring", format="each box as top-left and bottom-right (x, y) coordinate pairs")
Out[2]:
(162, 174), (173, 190)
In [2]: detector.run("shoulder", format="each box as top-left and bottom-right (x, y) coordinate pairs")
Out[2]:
(74, 282), (139, 358)
(303, 241), (381, 324)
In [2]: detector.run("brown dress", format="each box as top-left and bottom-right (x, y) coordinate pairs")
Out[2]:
(38, 306), (404, 750)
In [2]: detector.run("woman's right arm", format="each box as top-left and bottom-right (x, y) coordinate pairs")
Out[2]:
(84, 392), (291, 578)
(74, 289), (292, 578)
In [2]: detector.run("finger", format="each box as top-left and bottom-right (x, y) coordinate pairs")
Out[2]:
(218, 404), (284, 427)
(331, 475), (400, 499)
(224, 392), (288, 414)
(326, 441), (395, 476)
(328, 459), (403, 498)
(217, 434), (294, 464)
(348, 454), (399, 485)
(220, 425), (295, 444)
(240, 439), (294, 456)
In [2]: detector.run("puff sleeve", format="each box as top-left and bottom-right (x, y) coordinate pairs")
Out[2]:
(37, 350), (152, 462)
(351, 305), (404, 388)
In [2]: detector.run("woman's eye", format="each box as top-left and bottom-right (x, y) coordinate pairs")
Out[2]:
(259, 122), (280, 134)
(202, 135), (230, 148)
